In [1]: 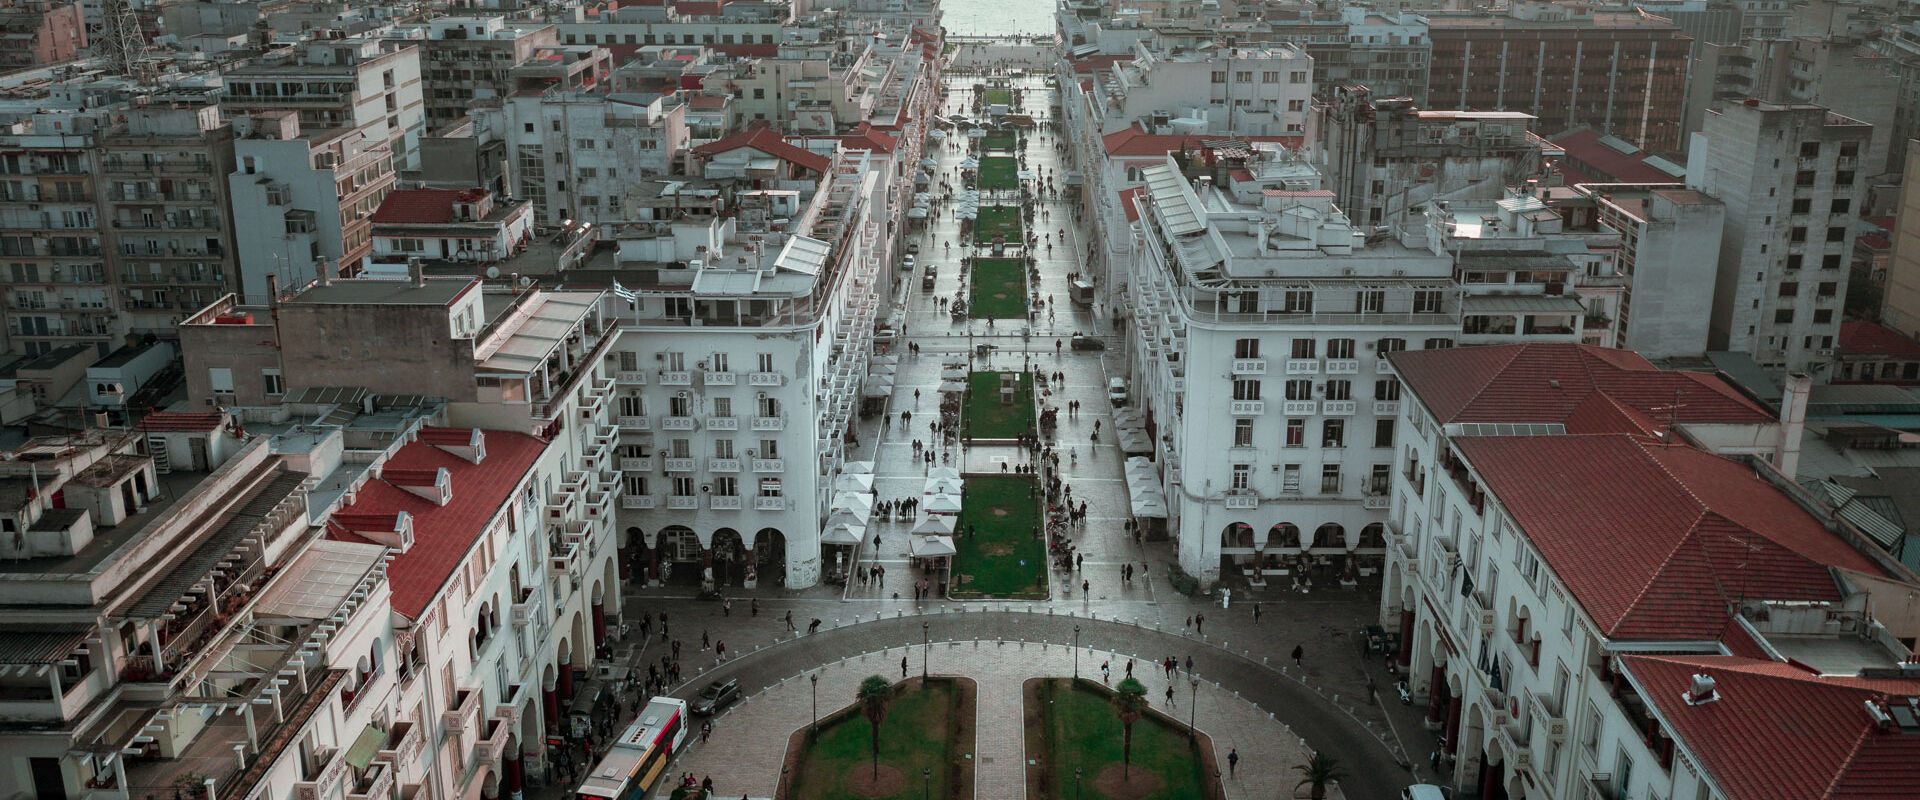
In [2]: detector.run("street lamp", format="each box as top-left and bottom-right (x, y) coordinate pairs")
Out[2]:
(922, 621), (930, 678)
(1073, 625), (1081, 679)
(1187, 674), (1200, 741)
(810, 673), (820, 740)
(922, 766), (931, 800)
(1075, 766), (1083, 800)
(778, 766), (790, 800)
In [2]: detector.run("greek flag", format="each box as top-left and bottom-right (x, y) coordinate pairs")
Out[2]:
(610, 278), (638, 303)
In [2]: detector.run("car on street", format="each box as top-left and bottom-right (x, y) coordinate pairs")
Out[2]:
(906, 241), (920, 255)
(1069, 334), (1104, 351)
(1107, 377), (1129, 406)
(902, 254), (916, 273)
(692, 679), (740, 716)
(1401, 786), (1451, 800)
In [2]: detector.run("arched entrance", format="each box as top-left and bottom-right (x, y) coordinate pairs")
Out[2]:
(623, 526), (650, 584)
(712, 528), (747, 586)
(1218, 522), (1255, 584)
(659, 526), (700, 585)
(755, 528), (787, 588)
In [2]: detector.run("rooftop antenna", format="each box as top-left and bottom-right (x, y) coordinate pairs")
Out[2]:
(1648, 389), (1686, 442)
(98, 0), (150, 80)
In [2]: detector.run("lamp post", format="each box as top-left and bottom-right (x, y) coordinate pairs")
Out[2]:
(1075, 766), (1083, 800)
(922, 767), (931, 800)
(922, 621), (930, 678)
(810, 673), (819, 740)
(1188, 674), (1199, 741)
(1073, 625), (1081, 679)
(778, 766), (790, 800)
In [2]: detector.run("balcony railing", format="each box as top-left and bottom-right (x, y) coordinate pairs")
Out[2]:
(710, 495), (743, 510)
(709, 458), (741, 472)
(1230, 358), (1267, 375)
(660, 371), (692, 386)
(442, 688), (481, 733)
(1324, 359), (1360, 375)
(1284, 359), (1320, 375)
(1229, 400), (1265, 415)
(754, 496), (786, 511)
(617, 415), (651, 430)
(615, 370), (647, 385)
(703, 371), (736, 386)
(747, 372), (785, 386)
(1375, 357), (1394, 374)
(1282, 400), (1317, 415)
(620, 456), (654, 471)
(751, 458), (784, 472)
(705, 416), (739, 431)
(751, 415), (787, 431)
(1223, 491), (1258, 510)
(660, 416), (696, 431)
(663, 457), (696, 472)
(1373, 401), (1399, 416)
(1322, 400), (1357, 415)
(622, 493), (656, 509)
(667, 495), (698, 510)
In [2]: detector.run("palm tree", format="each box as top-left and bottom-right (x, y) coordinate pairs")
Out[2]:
(858, 676), (894, 780)
(1111, 677), (1149, 780)
(1293, 752), (1346, 800)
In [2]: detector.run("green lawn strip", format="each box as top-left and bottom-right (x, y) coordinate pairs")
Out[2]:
(986, 88), (1013, 106)
(787, 679), (964, 800)
(977, 156), (1019, 191)
(967, 258), (1027, 319)
(950, 473), (1046, 598)
(970, 205), (1023, 246)
(983, 130), (1017, 152)
(1029, 678), (1213, 800)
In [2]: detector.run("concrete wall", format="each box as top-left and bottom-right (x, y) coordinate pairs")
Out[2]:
(1882, 140), (1920, 334)
(274, 303), (479, 400)
(1621, 193), (1724, 360)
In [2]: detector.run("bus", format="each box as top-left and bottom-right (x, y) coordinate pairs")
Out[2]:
(573, 697), (689, 800)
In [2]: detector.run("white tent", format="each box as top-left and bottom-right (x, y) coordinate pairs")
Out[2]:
(842, 460), (876, 474)
(832, 473), (875, 493)
(825, 509), (869, 531)
(910, 535), (958, 558)
(938, 380), (967, 393)
(908, 207), (930, 219)
(821, 522), (866, 546)
(871, 363), (897, 376)
(924, 477), (964, 495)
(940, 366), (969, 380)
(928, 466), (961, 480)
(830, 491), (873, 514)
(910, 515), (957, 536)
(1130, 493), (1170, 518)
(924, 493), (963, 514)
(928, 129), (948, 140)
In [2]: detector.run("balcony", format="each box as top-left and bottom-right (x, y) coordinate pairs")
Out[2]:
(443, 688), (482, 733)
(1230, 358), (1267, 375)
(1469, 590), (1495, 631)
(1322, 400), (1357, 416)
(667, 495), (698, 510)
(475, 706), (517, 764)
(710, 495), (743, 510)
(346, 761), (395, 800)
(1375, 357), (1394, 374)
(510, 593), (541, 627)
(1229, 400), (1265, 415)
(709, 458), (741, 472)
(705, 416), (739, 431)
(659, 370), (692, 386)
(754, 496), (787, 511)
(376, 721), (426, 768)
(549, 541), (580, 576)
(617, 415), (651, 430)
(1362, 495), (1389, 510)
(660, 416), (696, 431)
(751, 415), (787, 431)
(622, 494), (656, 509)
(1373, 401), (1399, 416)
(703, 371), (737, 386)
(1223, 491), (1259, 510)
(620, 456), (654, 472)
(748, 372), (785, 386)
(1532, 697), (1568, 742)
(1324, 359), (1360, 375)
(662, 457), (696, 472)
(615, 370), (647, 385)
(292, 747), (342, 800)
(1282, 400), (1318, 415)
(751, 458), (784, 472)
(1284, 359), (1321, 375)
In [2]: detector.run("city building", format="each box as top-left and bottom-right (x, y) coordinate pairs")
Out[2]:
(227, 112), (399, 298)
(1682, 37), (1902, 176)
(400, 16), (561, 131)
(365, 187), (535, 272)
(1058, 41), (1314, 139)
(1835, 320), (1920, 384)
(1121, 155), (1458, 590)
(556, 2), (791, 60)
(1312, 89), (1551, 228)
(1425, 2), (1692, 153)
(1688, 99), (1870, 375)
(219, 36), (426, 171)
(1381, 341), (1920, 800)
(1553, 183), (1726, 360)
(0, 0), (84, 68)
(1883, 139), (1920, 333)
(474, 86), (687, 226)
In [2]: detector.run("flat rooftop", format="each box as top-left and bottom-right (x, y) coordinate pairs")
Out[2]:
(1764, 633), (1902, 675)
(0, 470), (216, 581)
(284, 277), (479, 307)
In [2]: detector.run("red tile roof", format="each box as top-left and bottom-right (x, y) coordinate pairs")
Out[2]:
(1070, 54), (1133, 74)
(1618, 655), (1920, 800)
(332, 430), (548, 620)
(1101, 127), (1302, 157)
(1118, 187), (1146, 223)
(1390, 343), (1775, 432)
(1841, 321), (1920, 359)
(370, 189), (490, 225)
(833, 124), (898, 154)
(1455, 435), (1884, 639)
(1858, 233), (1892, 251)
(691, 126), (831, 173)
(138, 412), (226, 433)
(1551, 128), (1682, 184)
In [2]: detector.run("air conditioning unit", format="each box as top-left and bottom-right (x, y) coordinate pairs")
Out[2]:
(757, 392), (768, 400)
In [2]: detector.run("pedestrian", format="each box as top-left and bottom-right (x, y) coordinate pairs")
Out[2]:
(1101, 661), (1111, 684)
(1196, 613), (1205, 634)
(1185, 615), (1192, 631)
(701, 630), (710, 650)
(702, 776), (713, 795)
(1185, 655), (1193, 672)
(902, 655), (909, 677)
(784, 610), (795, 631)
(809, 618), (822, 634)
(672, 639), (682, 659)
(1081, 578), (1089, 595)
(1252, 602), (1261, 624)
(716, 641), (727, 661)
(700, 721), (712, 743)
(751, 598), (759, 617)
(722, 599), (732, 617)
(1125, 658), (1133, 678)
(1292, 644), (1304, 666)
(1165, 685), (1175, 706)
(1076, 552), (1083, 571)
(1228, 748), (1239, 777)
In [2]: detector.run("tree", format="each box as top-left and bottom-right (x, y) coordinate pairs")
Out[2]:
(1111, 677), (1149, 779)
(858, 676), (894, 780)
(1293, 752), (1346, 800)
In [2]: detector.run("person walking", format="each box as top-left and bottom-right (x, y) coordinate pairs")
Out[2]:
(722, 599), (731, 617)
(1227, 748), (1239, 777)
(701, 630), (710, 650)
(784, 610), (795, 632)
(902, 656), (909, 678)
(1101, 661), (1111, 684)
(715, 641), (727, 661)
(1165, 685), (1175, 707)
(1292, 644), (1305, 666)
(1252, 602), (1261, 623)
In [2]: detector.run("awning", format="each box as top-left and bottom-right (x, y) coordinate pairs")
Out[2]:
(0, 624), (91, 665)
(910, 515), (957, 536)
(345, 726), (389, 770)
(842, 461), (876, 475)
(825, 509), (869, 532)
(924, 494), (963, 514)
(910, 535), (957, 558)
(928, 466), (961, 481)
(831, 491), (873, 514)
(253, 540), (388, 621)
(924, 477), (963, 495)
(1118, 428), (1153, 454)
(1461, 294), (1586, 315)
(939, 380), (967, 393)
(1130, 492), (1169, 518)
(821, 522), (866, 546)
(832, 473), (875, 493)
(940, 367), (968, 381)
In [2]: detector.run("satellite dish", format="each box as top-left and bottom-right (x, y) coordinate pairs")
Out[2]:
(485, 266), (501, 278)
(518, 276), (533, 287)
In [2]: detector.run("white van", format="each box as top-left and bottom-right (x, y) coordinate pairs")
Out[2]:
(1107, 378), (1128, 406)
(1402, 785), (1450, 800)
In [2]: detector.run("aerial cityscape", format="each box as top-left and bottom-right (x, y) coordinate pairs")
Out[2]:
(1, 0), (1919, 799)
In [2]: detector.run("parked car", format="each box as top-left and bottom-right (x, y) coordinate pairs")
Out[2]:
(902, 254), (916, 273)
(922, 266), (938, 291)
(906, 241), (921, 255)
(1401, 786), (1451, 800)
(1107, 377), (1129, 406)
(692, 679), (741, 716)
(1069, 334), (1104, 351)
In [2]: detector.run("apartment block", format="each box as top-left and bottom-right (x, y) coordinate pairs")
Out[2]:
(0, 0), (83, 68)
(1426, 2), (1691, 152)
(401, 16), (561, 131)
(227, 112), (398, 298)
(1885, 139), (1920, 333)
(97, 104), (240, 340)
(1312, 89), (1549, 227)
(220, 37), (426, 171)
(1690, 99), (1870, 374)
(475, 88), (688, 225)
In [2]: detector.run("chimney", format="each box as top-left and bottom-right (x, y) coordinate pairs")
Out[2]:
(315, 256), (331, 287)
(1776, 372), (1811, 479)
(408, 256), (426, 288)
(266, 273), (279, 308)
(1684, 674), (1719, 705)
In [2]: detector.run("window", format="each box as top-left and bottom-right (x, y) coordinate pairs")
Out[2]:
(1282, 465), (1301, 492)
(1285, 379), (1313, 400)
(1377, 337), (1406, 354)
(1813, 309), (1834, 324)
(758, 478), (783, 497)
(1320, 464), (1342, 493)
(1325, 380), (1352, 400)
(1233, 419), (1254, 447)
(753, 88), (765, 99)
(1287, 99), (1306, 112)
(1283, 290), (1313, 313)
(1289, 71), (1307, 84)
(1291, 338), (1317, 359)
(758, 439), (778, 459)
(713, 438), (734, 458)
(1775, 309), (1795, 324)
(1286, 419), (1306, 447)
(1823, 254), (1843, 270)
(263, 369), (284, 396)
(672, 477), (695, 496)
(1779, 282), (1799, 297)
(1817, 281), (1837, 298)
(1261, 71), (1279, 83)
(1358, 290), (1384, 313)
(1787, 254), (1803, 270)
(1413, 290), (1444, 314)
(1323, 419), (1345, 448)
(1374, 418), (1395, 448)
(1327, 338), (1356, 359)
(1827, 226), (1846, 242)
(1423, 337), (1454, 350)
(1375, 379), (1400, 400)
(1234, 338), (1260, 358)
(1790, 227), (1807, 242)
(1794, 170), (1816, 187)
(1837, 170), (1856, 185)
(1210, 71), (1226, 84)
(1798, 141), (1820, 158)
(1231, 464), (1251, 491)
(1234, 71), (1253, 83)
(1232, 379), (1262, 400)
